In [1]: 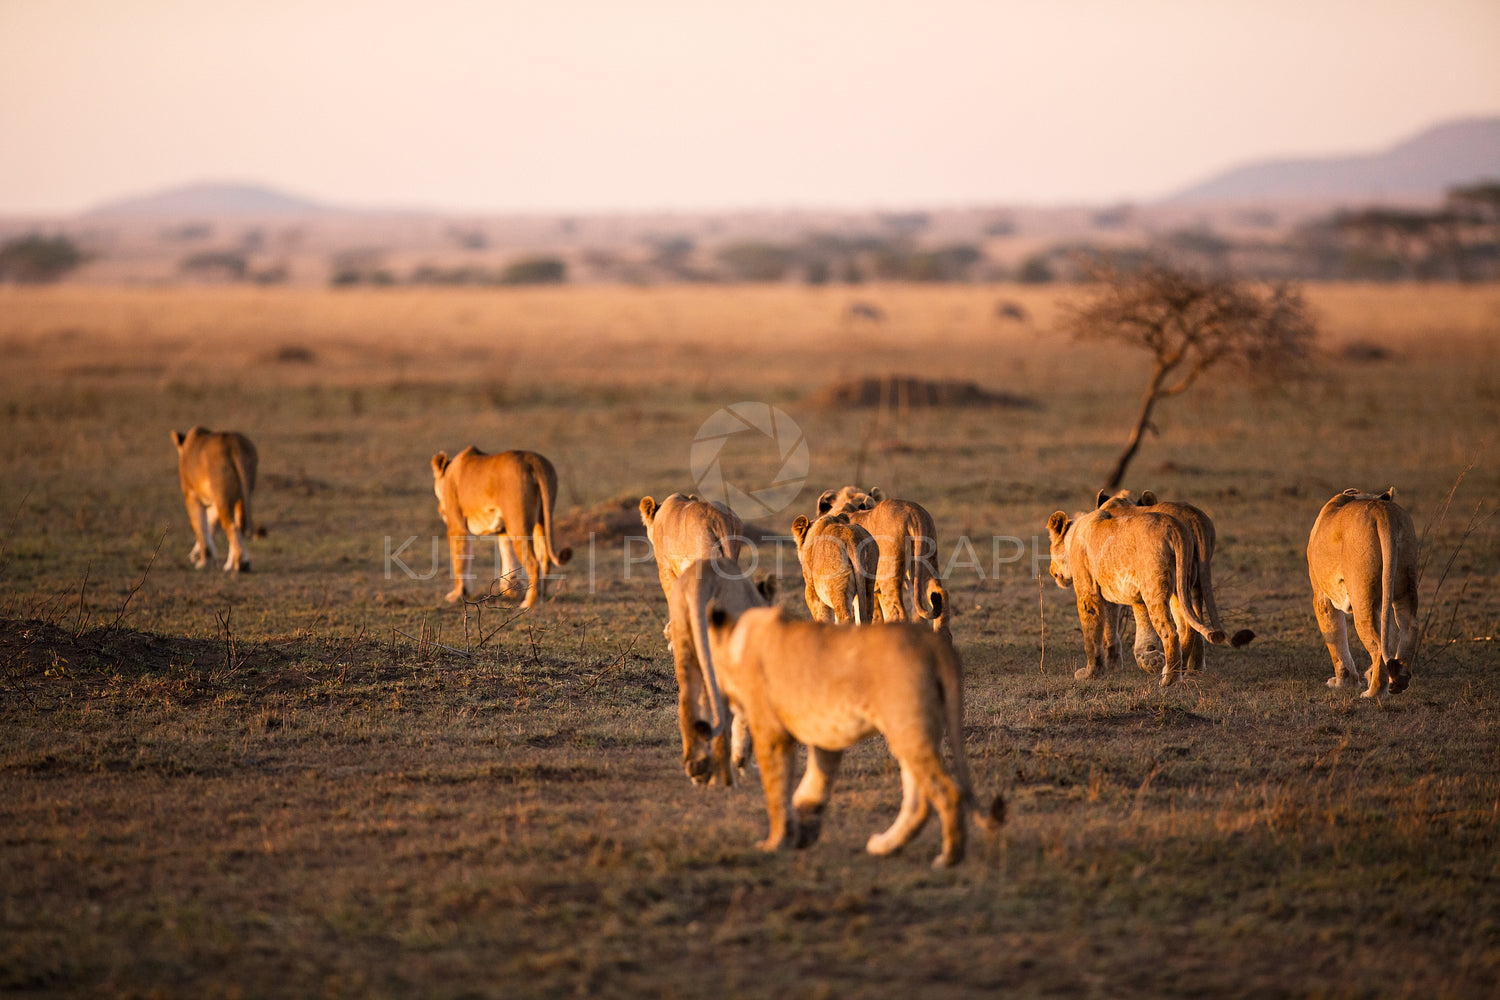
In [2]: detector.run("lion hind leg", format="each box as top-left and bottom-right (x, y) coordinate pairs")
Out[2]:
(512, 532), (542, 608)
(731, 715), (753, 774)
(1128, 601), (1164, 672)
(185, 496), (213, 569)
(792, 747), (843, 848)
(1312, 595), (1359, 688)
(530, 521), (553, 604)
(752, 728), (798, 852)
(866, 762), (930, 857)
(216, 501), (247, 573)
(922, 766), (968, 869)
(1153, 599), (1184, 688)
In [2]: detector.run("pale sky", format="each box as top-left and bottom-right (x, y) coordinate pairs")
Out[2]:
(2, 0), (1497, 216)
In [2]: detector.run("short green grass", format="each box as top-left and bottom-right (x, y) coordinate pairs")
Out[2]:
(2, 285), (1498, 998)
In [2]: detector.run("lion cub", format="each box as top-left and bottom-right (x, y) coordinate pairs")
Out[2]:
(704, 607), (1003, 868)
(171, 427), (258, 573)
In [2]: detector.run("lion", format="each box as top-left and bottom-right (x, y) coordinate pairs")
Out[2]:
(791, 513), (878, 624)
(171, 427), (258, 573)
(667, 557), (775, 786)
(1095, 489), (1254, 671)
(640, 492), (745, 615)
(1046, 503), (1228, 687)
(430, 447), (572, 608)
(1307, 488), (1419, 697)
(816, 486), (943, 631)
(702, 605), (1004, 868)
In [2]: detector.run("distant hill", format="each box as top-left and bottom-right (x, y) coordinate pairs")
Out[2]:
(1167, 116), (1500, 203)
(86, 182), (330, 217)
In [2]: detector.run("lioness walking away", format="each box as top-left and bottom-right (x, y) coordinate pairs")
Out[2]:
(171, 427), (257, 573)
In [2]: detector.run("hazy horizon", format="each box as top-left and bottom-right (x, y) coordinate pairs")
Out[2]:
(3, 0), (1498, 217)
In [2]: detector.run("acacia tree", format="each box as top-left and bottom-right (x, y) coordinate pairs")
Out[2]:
(1061, 259), (1317, 492)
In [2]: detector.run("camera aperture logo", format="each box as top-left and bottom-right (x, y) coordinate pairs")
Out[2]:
(690, 403), (809, 518)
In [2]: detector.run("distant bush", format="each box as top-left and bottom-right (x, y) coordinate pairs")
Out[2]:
(718, 242), (792, 282)
(869, 243), (983, 282)
(499, 256), (567, 285)
(1016, 254), (1056, 284)
(329, 249), (396, 287)
(0, 234), (84, 283)
(179, 250), (248, 280)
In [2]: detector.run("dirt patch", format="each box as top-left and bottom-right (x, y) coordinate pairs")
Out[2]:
(806, 375), (1040, 410)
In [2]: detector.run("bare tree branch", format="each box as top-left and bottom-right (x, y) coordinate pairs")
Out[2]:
(1061, 257), (1318, 490)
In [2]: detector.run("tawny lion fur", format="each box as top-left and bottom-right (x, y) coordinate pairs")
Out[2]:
(1306, 488), (1419, 698)
(791, 513), (878, 625)
(667, 557), (774, 786)
(817, 486), (943, 631)
(172, 427), (258, 573)
(1047, 504), (1228, 687)
(430, 447), (571, 608)
(704, 606), (1004, 868)
(1095, 489), (1254, 671)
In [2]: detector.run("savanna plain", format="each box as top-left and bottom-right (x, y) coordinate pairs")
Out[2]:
(2, 283), (1498, 999)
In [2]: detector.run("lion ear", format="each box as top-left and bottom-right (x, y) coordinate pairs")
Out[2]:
(792, 515), (811, 543)
(431, 452), (449, 478)
(639, 496), (657, 527)
(1095, 489), (1111, 509)
(171, 430), (186, 449)
(817, 490), (836, 515)
(1047, 511), (1069, 538)
(1381, 487), (1396, 502)
(867, 487), (885, 504)
(1139, 490), (1157, 506)
(754, 573), (778, 602)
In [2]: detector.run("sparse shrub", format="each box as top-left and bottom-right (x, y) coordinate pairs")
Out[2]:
(0, 234), (84, 283)
(1016, 253), (1055, 284)
(717, 242), (792, 282)
(179, 250), (248, 281)
(499, 256), (567, 285)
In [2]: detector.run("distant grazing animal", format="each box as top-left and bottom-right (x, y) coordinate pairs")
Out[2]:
(817, 486), (943, 631)
(171, 427), (258, 573)
(430, 448), (571, 607)
(846, 301), (886, 322)
(667, 557), (775, 785)
(1097, 490), (1253, 670)
(1046, 502), (1227, 687)
(1306, 488), (1419, 697)
(704, 605), (1005, 868)
(791, 513), (878, 624)
(994, 300), (1029, 323)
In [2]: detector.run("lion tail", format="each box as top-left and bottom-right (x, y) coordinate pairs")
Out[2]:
(687, 579), (730, 739)
(1174, 532), (1226, 645)
(537, 460), (572, 567)
(1376, 501), (1399, 671)
(935, 641), (1002, 831)
(229, 443), (254, 537)
(1189, 521), (1254, 649)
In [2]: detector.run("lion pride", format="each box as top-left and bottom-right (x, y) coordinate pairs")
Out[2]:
(171, 427), (258, 573)
(430, 447), (571, 608)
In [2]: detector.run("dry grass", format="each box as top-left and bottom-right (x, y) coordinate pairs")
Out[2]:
(1, 283), (1498, 999)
